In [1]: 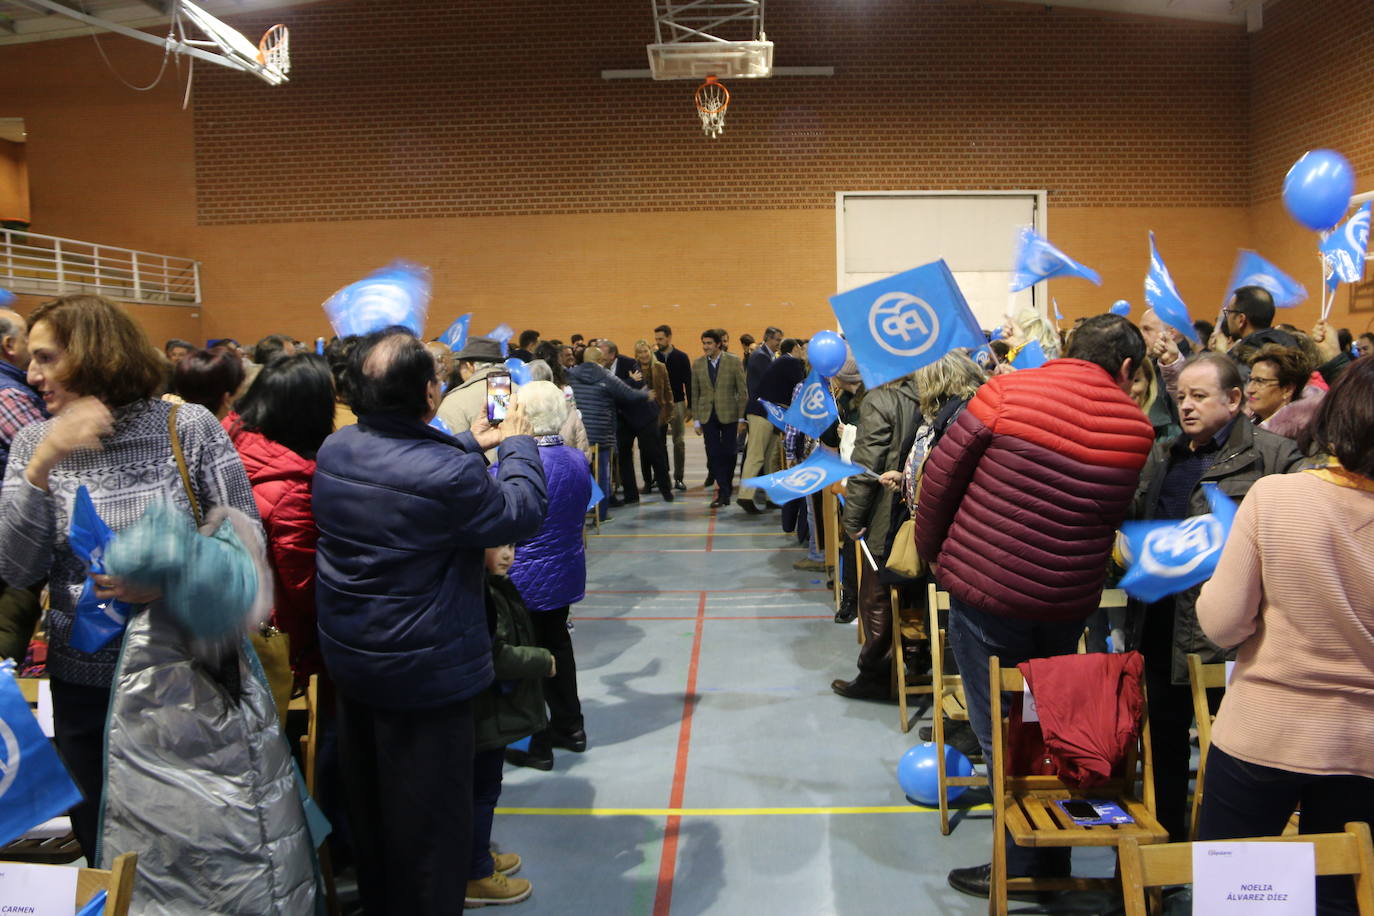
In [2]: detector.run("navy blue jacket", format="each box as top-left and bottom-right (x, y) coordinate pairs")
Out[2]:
(313, 414), (547, 709)
(566, 362), (652, 446)
(745, 353), (807, 419)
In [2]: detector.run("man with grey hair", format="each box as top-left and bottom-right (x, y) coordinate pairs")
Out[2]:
(0, 306), (46, 663)
(313, 327), (546, 914)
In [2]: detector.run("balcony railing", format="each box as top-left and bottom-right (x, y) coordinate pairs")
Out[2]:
(0, 228), (200, 306)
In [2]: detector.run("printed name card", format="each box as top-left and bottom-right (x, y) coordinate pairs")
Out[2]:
(36, 679), (54, 738)
(0, 860), (78, 916)
(1192, 841), (1315, 914)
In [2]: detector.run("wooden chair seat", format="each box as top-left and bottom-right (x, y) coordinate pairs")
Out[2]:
(1002, 786), (1168, 848)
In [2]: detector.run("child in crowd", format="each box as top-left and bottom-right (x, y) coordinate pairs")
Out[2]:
(468, 544), (557, 908)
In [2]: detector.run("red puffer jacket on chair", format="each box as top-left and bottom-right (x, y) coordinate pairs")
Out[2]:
(914, 358), (1154, 623)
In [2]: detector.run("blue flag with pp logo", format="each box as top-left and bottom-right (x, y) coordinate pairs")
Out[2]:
(1010, 227), (1103, 292)
(322, 260), (431, 338)
(758, 399), (789, 433)
(488, 324), (515, 357)
(1118, 484), (1238, 603)
(1144, 233), (1199, 345)
(742, 448), (872, 504)
(0, 666), (85, 847)
(1224, 250), (1308, 309)
(782, 370), (837, 439)
(439, 313), (472, 352)
(1320, 201), (1371, 291)
(829, 260), (987, 390)
(1010, 339), (1047, 370)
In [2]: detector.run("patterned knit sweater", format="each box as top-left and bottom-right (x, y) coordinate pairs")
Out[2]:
(0, 398), (258, 687)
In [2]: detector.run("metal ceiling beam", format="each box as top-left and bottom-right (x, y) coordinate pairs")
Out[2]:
(12, 0), (249, 68)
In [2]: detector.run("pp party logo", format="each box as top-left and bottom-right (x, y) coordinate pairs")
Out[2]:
(0, 717), (19, 799)
(1138, 515), (1226, 579)
(776, 467), (826, 493)
(798, 382), (831, 419)
(868, 292), (941, 358)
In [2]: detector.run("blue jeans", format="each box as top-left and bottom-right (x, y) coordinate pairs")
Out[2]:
(1199, 746), (1374, 915)
(948, 596), (1084, 877)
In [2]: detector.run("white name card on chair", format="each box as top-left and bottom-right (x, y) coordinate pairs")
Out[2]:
(1193, 841), (1315, 913)
(0, 861), (78, 915)
(36, 679), (55, 737)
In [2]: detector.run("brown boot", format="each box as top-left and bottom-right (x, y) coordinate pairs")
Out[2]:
(465, 871), (532, 908)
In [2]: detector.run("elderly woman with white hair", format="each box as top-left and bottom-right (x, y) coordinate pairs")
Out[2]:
(1003, 305), (1063, 362)
(499, 380), (595, 770)
(526, 358), (591, 457)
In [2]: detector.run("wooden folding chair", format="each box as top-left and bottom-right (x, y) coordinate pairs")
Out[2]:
(927, 584), (987, 834)
(892, 584), (934, 732)
(823, 488), (840, 611)
(1186, 653), (1227, 840)
(1119, 821), (1374, 916)
(292, 673), (342, 916)
(76, 852), (139, 916)
(989, 654), (1169, 916)
(0, 677), (83, 865)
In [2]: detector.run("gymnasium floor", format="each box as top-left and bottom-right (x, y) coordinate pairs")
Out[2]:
(488, 451), (1117, 915)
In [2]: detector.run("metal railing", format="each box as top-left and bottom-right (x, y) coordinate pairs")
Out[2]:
(0, 228), (201, 306)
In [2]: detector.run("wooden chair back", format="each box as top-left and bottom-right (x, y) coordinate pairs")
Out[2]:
(892, 584), (933, 733)
(925, 584), (986, 835)
(1119, 822), (1374, 916)
(1186, 653), (1227, 839)
(585, 444), (600, 535)
(76, 852), (138, 916)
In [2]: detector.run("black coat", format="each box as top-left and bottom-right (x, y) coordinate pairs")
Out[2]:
(474, 574), (551, 751)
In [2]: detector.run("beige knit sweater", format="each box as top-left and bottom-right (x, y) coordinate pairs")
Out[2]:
(1197, 470), (1374, 778)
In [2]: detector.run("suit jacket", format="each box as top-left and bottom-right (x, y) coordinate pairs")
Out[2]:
(688, 352), (747, 425)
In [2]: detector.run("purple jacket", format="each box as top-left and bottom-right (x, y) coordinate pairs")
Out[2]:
(507, 440), (592, 611)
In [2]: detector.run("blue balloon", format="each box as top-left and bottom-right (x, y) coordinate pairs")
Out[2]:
(504, 357), (532, 385)
(897, 742), (975, 807)
(1283, 149), (1356, 231)
(1110, 300), (1131, 316)
(808, 330), (847, 377)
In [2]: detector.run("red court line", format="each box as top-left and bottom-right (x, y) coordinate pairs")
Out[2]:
(652, 590), (707, 916)
(704, 509), (717, 552)
(577, 614), (831, 621)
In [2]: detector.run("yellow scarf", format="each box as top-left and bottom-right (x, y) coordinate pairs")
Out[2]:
(1305, 458), (1374, 493)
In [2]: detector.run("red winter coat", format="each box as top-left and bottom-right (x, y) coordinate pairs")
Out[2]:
(914, 359), (1154, 622)
(225, 416), (323, 686)
(1019, 652), (1145, 788)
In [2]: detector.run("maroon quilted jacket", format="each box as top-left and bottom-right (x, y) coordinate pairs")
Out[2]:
(914, 359), (1154, 622)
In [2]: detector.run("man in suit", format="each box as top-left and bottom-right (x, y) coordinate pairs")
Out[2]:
(738, 334), (803, 513)
(689, 328), (747, 508)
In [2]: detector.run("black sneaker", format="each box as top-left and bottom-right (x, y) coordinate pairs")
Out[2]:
(917, 720), (984, 762)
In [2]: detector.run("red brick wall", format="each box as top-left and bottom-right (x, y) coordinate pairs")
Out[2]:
(192, 0), (1249, 224)
(1248, 0), (1374, 334)
(18, 0), (1374, 344)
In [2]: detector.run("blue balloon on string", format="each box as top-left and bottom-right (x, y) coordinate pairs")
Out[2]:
(898, 743), (975, 807)
(808, 330), (847, 377)
(1283, 149), (1355, 231)
(504, 357), (532, 385)
(1110, 300), (1131, 316)
(0, 288), (14, 307)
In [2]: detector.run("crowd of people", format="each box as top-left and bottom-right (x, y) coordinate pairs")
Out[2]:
(0, 286), (1371, 913)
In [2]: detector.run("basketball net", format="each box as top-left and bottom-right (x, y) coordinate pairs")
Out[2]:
(695, 76), (729, 139)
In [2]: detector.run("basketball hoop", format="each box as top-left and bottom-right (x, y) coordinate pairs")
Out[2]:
(694, 76), (729, 139)
(257, 24), (290, 76)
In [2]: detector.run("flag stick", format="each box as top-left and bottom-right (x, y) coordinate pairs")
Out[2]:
(857, 536), (879, 572)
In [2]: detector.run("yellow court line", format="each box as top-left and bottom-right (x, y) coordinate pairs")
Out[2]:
(495, 805), (993, 816)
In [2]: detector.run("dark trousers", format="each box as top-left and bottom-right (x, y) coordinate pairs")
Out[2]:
(1199, 746), (1374, 915)
(594, 441), (613, 520)
(50, 679), (111, 859)
(336, 692), (475, 915)
(1142, 599), (1221, 842)
(469, 747), (506, 881)
(948, 597), (1083, 877)
(701, 416), (738, 501)
(528, 606), (582, 754)
(619, 421), (672, 501)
